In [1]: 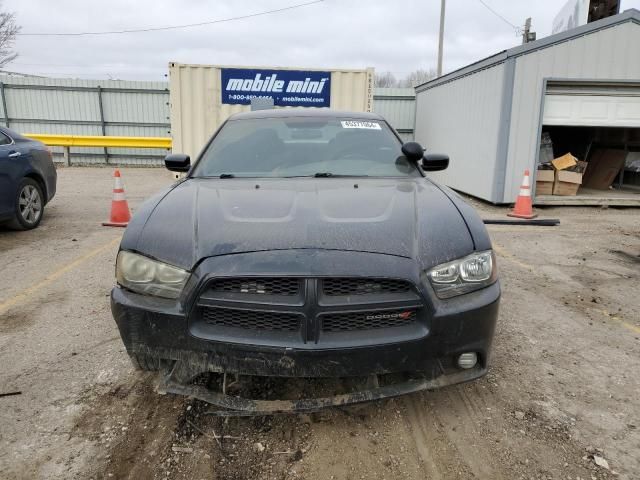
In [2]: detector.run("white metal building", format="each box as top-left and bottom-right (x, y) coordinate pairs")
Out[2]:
(414, 9), (640, 205)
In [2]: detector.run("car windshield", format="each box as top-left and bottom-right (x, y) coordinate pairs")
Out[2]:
(192, 117), (420, 178)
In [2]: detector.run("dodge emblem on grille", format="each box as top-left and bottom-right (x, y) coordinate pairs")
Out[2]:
(365, 311), (413, 321)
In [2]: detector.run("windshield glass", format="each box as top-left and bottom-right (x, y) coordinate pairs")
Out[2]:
(192, 117), (420, 178)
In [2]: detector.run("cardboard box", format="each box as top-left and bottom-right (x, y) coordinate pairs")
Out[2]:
(552, 153), (578, 171)
(574, 160), (588, 174)
(582, 149), (626, 190)
(553, 170), (583, 196)
(535, 169), (555, 195)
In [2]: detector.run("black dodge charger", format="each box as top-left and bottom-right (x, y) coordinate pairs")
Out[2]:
(111, 110), (500, 412)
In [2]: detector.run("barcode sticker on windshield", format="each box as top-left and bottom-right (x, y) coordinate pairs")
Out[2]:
(341, 120), (381, 130)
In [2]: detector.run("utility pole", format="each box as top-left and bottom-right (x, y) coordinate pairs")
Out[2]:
(437, 0), (446, 77)
(522, 17), (536, 44)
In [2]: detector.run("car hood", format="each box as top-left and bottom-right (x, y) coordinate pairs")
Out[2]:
(124, 178), (475, 270)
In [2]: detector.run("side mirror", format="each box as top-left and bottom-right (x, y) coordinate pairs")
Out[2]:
(401, 142), (425, 162)
(165, 153), (190, 172)
(422, 153), (449, 171)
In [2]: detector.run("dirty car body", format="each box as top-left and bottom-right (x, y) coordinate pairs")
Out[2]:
(111, 110), (500, 413)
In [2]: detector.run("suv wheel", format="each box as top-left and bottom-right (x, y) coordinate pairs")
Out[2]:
(8, 178), (44, 230)
(128, 352), (160, 371)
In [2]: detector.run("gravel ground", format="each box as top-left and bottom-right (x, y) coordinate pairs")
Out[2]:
(0, 167), (638, 480)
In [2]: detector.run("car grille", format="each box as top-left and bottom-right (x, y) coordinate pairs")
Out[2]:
(201, 307), (301, 332)
(321, 309), (417, 332)
(194, 277), (423, 344)
(322, 278), (412, 296)
(209, 277), (301, 296)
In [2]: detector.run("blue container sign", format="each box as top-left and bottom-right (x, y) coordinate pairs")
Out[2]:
(221, 68), (331, 107)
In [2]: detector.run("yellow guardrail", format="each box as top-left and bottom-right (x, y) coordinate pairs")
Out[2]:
(24, 134), (172, 149)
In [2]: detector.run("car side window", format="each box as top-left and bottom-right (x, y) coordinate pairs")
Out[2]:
(0, 132), (12, 145)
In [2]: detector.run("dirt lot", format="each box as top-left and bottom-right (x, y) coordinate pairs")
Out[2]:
(1, 167), (638, 480)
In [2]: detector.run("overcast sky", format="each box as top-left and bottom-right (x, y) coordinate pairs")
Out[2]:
(5, 0), (640, 81)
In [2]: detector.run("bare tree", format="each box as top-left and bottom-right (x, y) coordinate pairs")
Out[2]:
(400, 69), (437, 88)
(376, 69), (438, 89)
(0, 4), (19, 68)
(375, 71), (399, 88)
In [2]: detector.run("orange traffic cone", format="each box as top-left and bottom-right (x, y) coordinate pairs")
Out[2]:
(102, 169), (131, 227)
(508, 170), (538, 219)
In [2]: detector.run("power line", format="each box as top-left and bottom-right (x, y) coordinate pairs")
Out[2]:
(17, 0), (324, 37)
(13, 64), (419, 75)
(475, 0), (520, 33)
(0, 70), (113, 77)
(12, 62), (114, 67)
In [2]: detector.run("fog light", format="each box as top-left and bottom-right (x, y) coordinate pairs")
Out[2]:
(457, 352), (478, 369)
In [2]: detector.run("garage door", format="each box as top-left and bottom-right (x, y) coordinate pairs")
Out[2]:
(543, 83), (640, 127)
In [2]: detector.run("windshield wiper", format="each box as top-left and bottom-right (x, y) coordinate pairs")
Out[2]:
(219, 173), (235, 178)
(313, 172), (368, 178)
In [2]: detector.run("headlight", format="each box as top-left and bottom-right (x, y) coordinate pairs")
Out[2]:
(116, 251), (189, 299)
(426, 250), (497, 299)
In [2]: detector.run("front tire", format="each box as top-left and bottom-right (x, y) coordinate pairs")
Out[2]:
(8, 178), (44, 230)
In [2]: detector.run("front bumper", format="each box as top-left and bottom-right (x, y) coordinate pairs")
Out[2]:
(111, 250), (500, 380)
(158, 360), (489, 416)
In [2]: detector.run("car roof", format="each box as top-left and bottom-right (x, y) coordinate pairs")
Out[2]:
(228, 109), (385, 121)
(0, 126), (28, 141)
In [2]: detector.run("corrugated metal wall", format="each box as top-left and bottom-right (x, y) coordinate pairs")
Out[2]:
(0, 73), (416, 166)
(0, 75), (170, 165)
(504, 21), (640, 202)
(414, 64), (506, 201)
(372, 87), (415, 142)
(169, 63), (375, 159)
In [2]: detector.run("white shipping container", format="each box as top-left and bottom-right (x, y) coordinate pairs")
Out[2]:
(169, 63), (374, 159)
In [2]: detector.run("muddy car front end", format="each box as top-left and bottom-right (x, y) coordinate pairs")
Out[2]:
(111, 247), (500, 412)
